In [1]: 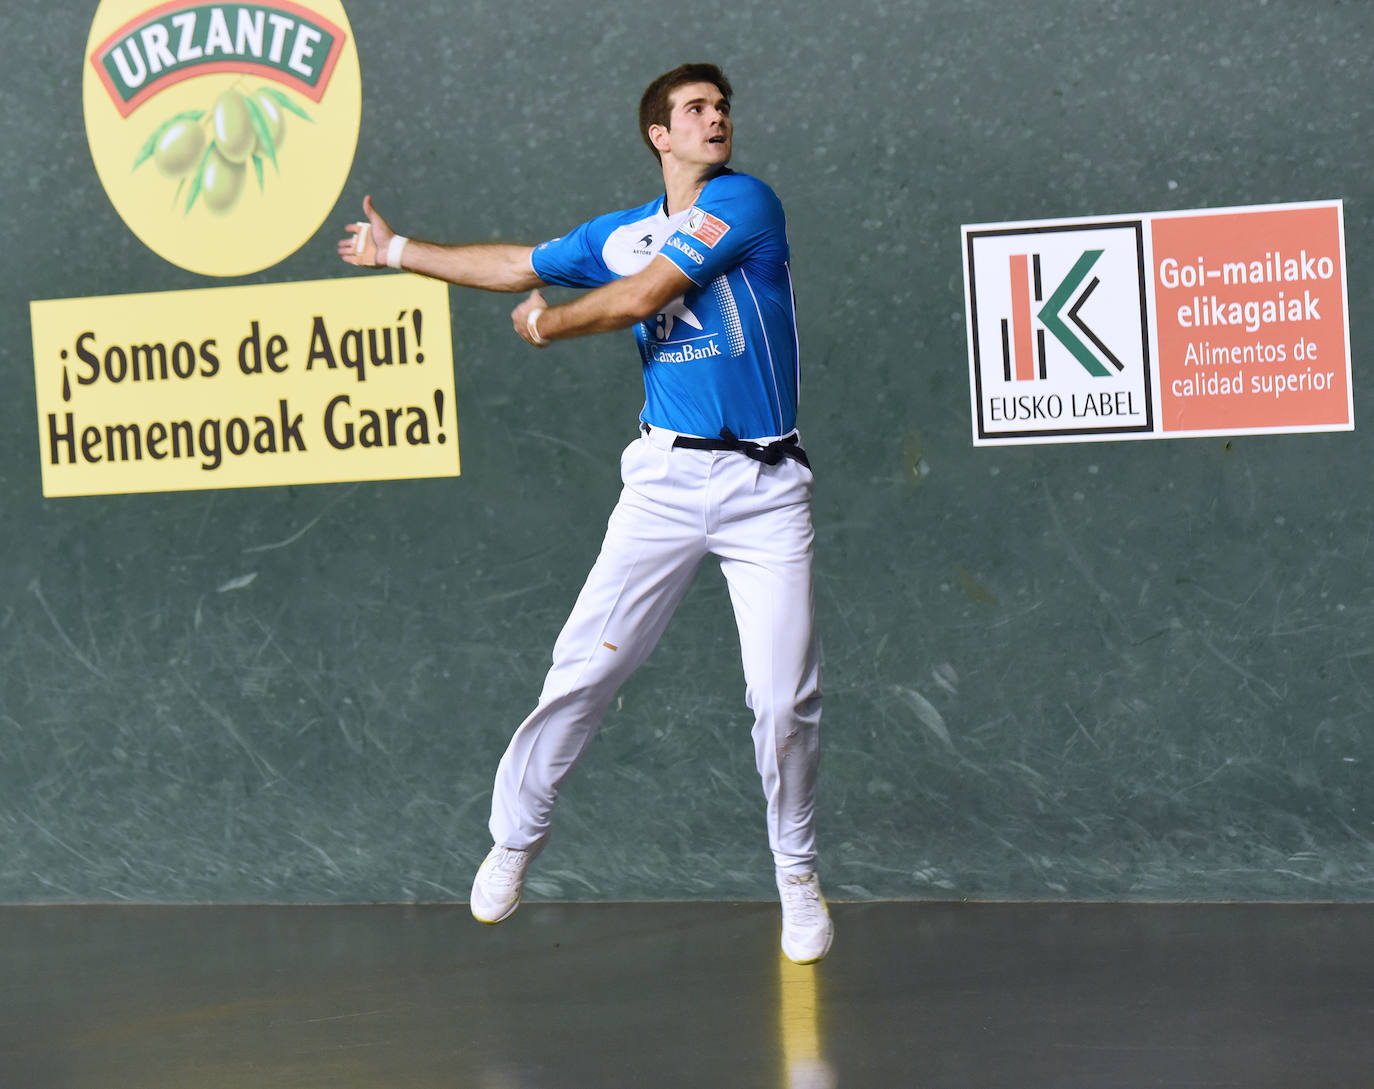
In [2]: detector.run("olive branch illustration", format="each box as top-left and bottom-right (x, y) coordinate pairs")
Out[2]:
(132, 84), (313, 216)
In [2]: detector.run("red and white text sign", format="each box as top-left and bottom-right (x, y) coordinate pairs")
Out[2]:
(962, 201), (1351, 445)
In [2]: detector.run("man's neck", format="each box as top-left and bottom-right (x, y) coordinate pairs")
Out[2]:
(661, 160), (729, 215)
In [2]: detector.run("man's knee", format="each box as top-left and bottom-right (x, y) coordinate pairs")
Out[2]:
(750, 689), (822, 732)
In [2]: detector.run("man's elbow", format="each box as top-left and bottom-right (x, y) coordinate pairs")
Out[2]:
(491, 246), (540, 292)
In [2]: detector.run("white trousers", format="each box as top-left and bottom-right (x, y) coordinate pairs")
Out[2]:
(488, 426), (823, 874)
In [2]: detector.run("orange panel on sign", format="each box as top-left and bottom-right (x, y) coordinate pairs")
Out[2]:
(1153, 205), (1348, 433)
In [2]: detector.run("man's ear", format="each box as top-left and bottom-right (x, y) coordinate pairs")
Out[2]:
(648, 123), (671, 155)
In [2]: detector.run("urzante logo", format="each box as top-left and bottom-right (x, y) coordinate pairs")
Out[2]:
(964, 219), (1154, 444)
(83, 0), (360, 277)
(91, 2), (346, 118)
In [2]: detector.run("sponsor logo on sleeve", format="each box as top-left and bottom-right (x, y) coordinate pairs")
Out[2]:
(685, 208), (730, 248)
(666, 235), (705, 265)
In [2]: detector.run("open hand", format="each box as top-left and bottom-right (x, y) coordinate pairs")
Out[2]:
(337, 194), (394, 267)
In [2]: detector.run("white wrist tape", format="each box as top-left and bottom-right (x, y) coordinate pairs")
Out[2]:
(385, 235), (409, 269)
(527, 307), (548, 346)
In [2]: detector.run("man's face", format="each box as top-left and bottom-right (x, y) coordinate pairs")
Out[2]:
(659, 81), (732, 166)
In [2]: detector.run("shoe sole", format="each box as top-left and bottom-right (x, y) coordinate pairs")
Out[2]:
(471, 896), (520, 925)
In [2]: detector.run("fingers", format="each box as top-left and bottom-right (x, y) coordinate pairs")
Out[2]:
(511, 289), (550, 347)
(337, 195), (386, 267)
(337, 221), (375, 266)
(510, 288), (546, 323)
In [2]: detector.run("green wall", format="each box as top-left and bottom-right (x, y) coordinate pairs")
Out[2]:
(2, 0), (1370, 902)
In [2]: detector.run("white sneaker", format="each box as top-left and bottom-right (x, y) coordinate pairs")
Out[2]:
(777, 871), (834, 964)
(470, 846), (533, 924)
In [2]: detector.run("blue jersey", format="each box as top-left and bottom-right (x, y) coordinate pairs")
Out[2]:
(530, 171), (800, 440)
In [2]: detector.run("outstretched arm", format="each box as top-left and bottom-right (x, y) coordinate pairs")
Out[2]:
(337, 195), (542, 293)
(510, 255), (694, 347)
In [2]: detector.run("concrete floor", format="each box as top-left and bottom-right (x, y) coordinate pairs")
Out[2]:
(2, 901), (1371, 1088)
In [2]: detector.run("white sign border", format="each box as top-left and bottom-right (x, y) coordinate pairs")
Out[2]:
(961, 199), (1351, 447)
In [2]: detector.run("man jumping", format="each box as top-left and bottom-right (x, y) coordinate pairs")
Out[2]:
(339, 63), (831, 964)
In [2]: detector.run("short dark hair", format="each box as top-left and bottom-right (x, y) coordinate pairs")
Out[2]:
(638, 63), (733, 161)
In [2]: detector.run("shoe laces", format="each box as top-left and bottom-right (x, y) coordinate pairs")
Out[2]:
(483, 847), (527, 889)
(779, 874), (826, 925)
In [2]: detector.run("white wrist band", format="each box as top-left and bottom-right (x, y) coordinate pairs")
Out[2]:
(385, 235), (409, 269)
(527, 307), (548, 346)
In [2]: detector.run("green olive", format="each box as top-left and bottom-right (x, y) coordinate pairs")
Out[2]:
(153, 119), (206, 178)
(211, 90), (255, 164)
(255, 92), (287, 149)
(201, 148), (246, 215)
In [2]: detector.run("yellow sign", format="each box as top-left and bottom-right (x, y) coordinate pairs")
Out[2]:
(83, 0), (361, 276)
(31, 276), (459, 497)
